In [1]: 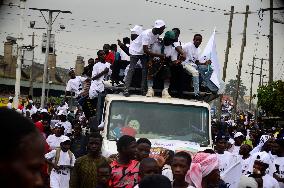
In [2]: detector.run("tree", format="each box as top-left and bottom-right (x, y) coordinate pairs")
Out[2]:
(225, 79), (248, 106)
(257, 80), (284, 117)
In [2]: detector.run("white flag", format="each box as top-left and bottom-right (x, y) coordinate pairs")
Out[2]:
(221, 161), (242, 188)
(199, 29), (221, 89)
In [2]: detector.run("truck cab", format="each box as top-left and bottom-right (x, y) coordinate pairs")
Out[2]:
(100, 94), (212, 156)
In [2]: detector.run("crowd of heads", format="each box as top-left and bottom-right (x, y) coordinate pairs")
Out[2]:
(1, 18), (284, 188)
(2, 99), (284, 188)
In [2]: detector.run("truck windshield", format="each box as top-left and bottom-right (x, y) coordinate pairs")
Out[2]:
(107, 101), (210, 146)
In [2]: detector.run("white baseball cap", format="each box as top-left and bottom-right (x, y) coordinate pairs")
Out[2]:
(256, 151), (271, 165)
(8, 96), (13, 100)
(40, 109), (48, 113)
(154, 19), (166, 28)
(57, 110), (67, 116)
(234, 132), (244, 138)
(16, 109), (22, 114)
(54, 122), (62, 128)
(130, 25), (143, 35)
(228, 138), (235, 145)
(60, 136), (70, 143)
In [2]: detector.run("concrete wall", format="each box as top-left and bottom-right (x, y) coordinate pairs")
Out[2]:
(3, 41), (17, 78)
(75, 56), (84, 76)
(48, 54), (57, 83)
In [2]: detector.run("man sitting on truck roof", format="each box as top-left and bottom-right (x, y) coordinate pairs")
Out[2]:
(181, 34), (203, 99)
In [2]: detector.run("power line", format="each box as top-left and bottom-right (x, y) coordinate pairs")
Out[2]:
(182, 0), (229, 12)
(145, 0), (230, 14)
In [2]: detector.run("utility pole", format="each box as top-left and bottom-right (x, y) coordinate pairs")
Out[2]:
(14, 0), (26, 108)
(218, 6), (234, 118)
(269, 0), (273, 83)
(262, 75), (267, 86)
(222, 6), (234, 82)
(41, 11), (52, 108)
(29, 8), (71, 108)
(234, 5), (249, 113)
(28, 32), (35, 97)
(261, 2), (284, 83)
(259, 58), (264, 87)
(249, 57), (255, 111)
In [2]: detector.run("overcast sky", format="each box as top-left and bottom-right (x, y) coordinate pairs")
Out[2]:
(0, 0), (284, 99)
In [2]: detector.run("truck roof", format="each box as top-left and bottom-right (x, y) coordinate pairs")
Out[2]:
(105, 94), (211, 109)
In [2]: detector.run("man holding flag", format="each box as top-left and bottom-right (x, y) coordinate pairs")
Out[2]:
(198, 29), (221, 95)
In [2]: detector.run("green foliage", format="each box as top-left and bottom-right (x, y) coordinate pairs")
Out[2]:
(225, 79), (247, 100)
(257, 80), (284, 117)
(48, 96), (63, 105)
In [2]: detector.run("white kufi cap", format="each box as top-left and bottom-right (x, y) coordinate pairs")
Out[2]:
(154, 19), (166, 28)
(130, 25), (143, 35)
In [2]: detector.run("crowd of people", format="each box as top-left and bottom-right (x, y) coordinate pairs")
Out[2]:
(1, 19), (283, 188)
(65, 19), (219, 111)
(2, 93), (284, 188)
(0, 90), (284, 188)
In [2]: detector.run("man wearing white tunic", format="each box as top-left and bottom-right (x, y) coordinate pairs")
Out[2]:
(45, 137), (76, 188)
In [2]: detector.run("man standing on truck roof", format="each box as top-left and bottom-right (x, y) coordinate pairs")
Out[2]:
(89, 50), (112, 99)
(123, 20), (166, 97)
(146, 30), (180, 98)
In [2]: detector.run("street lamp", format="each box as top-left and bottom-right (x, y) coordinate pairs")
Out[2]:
(29, 21), (46, 29)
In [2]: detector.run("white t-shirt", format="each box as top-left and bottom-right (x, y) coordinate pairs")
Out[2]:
(248, 151), (273, 175)
(162, 164), (173, 182)
(270, 156), (284, 188)
(263, 174), (280, 188)
(217, 151), (239, 175)
(173, 40), (182, 48)
(46, 135), (69, 150)
(57, 103), (69, 114)
(89, 62), (112, 99)
(151, 42), (178, 61)
(31, 105), (38, 114)
(129, 29), (160, 55)
(45, 149), (76, 188)
(182, 42), (201, 66)
(240, 155), (253, 175)
(7, 102), (12, 109)
(229, 145), (241, 155)
(66, 76), (87, 97)
(119, 44), (130, 61)
(60, 121), (72, 135)
(45, 149), (76, 167)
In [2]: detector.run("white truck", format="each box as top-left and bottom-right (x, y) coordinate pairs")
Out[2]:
(100, 94), (212, 156)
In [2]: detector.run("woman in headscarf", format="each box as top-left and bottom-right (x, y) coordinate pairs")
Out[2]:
(185, 152), (220, 188)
